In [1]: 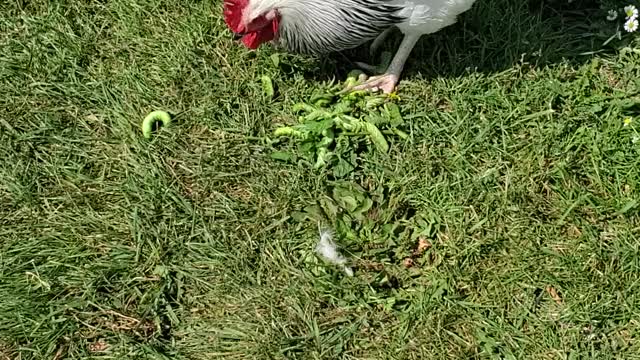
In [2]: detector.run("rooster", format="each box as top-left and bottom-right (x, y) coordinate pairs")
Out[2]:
(223, 0), (476, 93)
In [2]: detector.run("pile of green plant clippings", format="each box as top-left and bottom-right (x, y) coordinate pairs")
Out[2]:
(272, 72), (408, 177)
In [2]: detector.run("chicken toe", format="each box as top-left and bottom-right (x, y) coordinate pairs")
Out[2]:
(354, 61), (379, 74)
(352, 73), (398, 94)
(351, 34), (420, 94)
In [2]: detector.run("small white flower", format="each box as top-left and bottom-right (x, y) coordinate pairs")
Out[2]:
(607, 10), (618, 21)
(624, 17), (639, 33)
(632, 135), (640, 144)
(624, 5), (638, 19)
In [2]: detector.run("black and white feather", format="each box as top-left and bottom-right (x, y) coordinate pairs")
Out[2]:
(274, 0), (405, 54)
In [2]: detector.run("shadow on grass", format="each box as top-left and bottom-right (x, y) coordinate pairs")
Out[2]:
(303, 0), (629, 82)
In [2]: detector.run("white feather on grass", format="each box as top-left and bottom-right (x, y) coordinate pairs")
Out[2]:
(315, 228), (354, 277)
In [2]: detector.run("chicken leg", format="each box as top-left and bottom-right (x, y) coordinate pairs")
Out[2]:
(369, 27), (394, 57)
(353, 33), (421, 94)
(354, 28), (394, 74)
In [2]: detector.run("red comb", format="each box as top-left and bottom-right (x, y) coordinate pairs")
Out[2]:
(223, 0), (248, 33)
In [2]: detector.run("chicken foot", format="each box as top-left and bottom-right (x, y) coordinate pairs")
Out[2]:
(353, 33), (420, 94)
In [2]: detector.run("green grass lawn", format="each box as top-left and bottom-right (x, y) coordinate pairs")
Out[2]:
(2, 0), (640, 358)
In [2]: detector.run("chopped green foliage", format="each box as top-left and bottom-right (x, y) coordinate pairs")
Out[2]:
(261, 75), (275, 98)
(273, 78), (405, 175)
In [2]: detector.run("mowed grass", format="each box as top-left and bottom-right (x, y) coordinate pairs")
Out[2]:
(2, 0), (640, 358)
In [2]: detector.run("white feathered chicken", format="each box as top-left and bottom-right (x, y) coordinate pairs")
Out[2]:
(223, 0), (476, 93)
